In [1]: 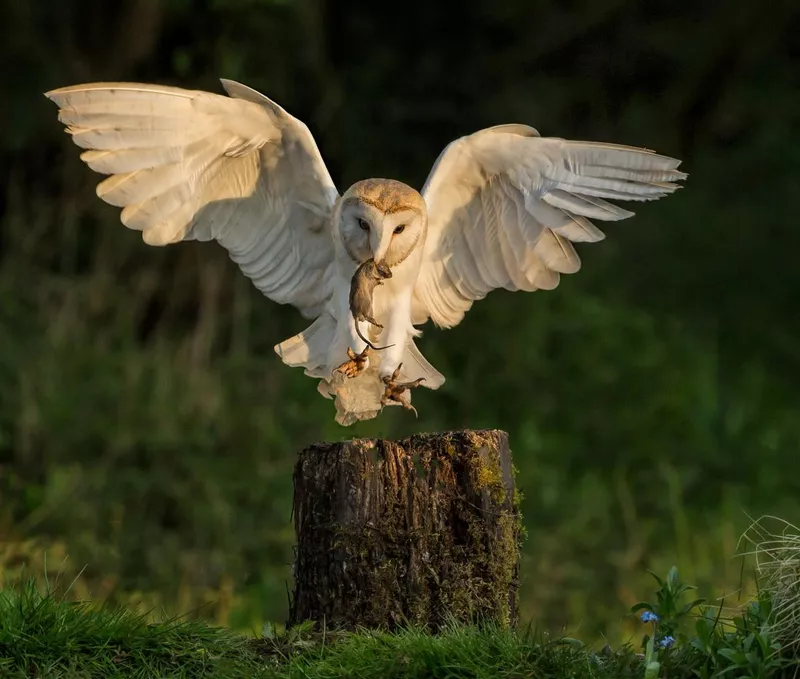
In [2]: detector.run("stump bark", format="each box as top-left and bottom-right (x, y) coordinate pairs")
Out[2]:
(288, 429), (520, 632)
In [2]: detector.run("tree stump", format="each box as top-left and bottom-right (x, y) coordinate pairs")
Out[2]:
(288, 429), (521, 632)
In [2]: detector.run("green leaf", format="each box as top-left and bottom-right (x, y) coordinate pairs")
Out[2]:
(694, 617), (714, 645)
(644, 660), (661, 679)
(717, 647), (745, 664)
(666, 566), (679, 589)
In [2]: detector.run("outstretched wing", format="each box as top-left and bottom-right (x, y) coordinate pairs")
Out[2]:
(412, 124), (686, 328)
(46, 79), (339, 319)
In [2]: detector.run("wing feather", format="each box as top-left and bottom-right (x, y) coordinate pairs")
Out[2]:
(46, 79), (339, 318)
(414, 128), (686, 328)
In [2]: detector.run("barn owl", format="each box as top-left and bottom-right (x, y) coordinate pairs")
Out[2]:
(45, 79), (686, 425)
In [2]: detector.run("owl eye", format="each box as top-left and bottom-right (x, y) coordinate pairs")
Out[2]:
(357, 218), (370, 231)
(393, 224), (406, 234)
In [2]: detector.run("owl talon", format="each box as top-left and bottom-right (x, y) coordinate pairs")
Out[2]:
(380, 363), (425, 415)
(334, 346), (371, 378)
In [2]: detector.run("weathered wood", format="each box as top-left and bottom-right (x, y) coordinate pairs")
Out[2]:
(288, 429), (520, 631)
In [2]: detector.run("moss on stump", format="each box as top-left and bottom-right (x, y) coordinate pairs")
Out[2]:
(288, 429), (521, 632)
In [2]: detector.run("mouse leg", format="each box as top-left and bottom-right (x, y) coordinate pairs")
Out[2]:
(365, 314), (382, 329)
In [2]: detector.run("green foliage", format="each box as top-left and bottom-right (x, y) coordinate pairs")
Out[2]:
(632, 566), (706, 642)
(631, 567), (789, 679)
(688, 594), (786, 679)
(1, 0), (799, 645)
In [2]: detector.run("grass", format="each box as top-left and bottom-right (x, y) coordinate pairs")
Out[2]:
(742, 516), (800, 657)
(0, 581), (660, 678)
(0, 580), (264, 678)
(2, 530), (800, 679)
(0, 584), (255, 677)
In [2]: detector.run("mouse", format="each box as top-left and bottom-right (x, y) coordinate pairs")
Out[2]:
(348, 258), (395, 351)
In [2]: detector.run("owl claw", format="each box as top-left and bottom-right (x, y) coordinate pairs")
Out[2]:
(334, 346), (371, 378)
(380, 363), (425, 415)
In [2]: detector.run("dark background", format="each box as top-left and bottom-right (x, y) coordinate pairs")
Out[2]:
(1, 0), (798, 642)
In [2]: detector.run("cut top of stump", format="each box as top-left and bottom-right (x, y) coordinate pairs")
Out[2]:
(289, 429), (521, 632)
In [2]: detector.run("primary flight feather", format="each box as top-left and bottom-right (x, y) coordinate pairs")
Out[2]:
(45, 79), (686, 425)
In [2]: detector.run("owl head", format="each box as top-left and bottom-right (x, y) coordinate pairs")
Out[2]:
(339, 178), (427, 268)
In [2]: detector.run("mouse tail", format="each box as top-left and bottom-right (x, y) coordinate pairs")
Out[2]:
(355, 320), (394, 351)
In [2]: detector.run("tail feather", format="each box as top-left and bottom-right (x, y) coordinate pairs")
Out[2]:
(276, 316), (445, 425)
(399, 339), (446, 389)
(273, 313), (335, 379)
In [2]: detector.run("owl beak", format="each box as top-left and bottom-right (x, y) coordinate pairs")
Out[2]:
(370, 228), (393, 267)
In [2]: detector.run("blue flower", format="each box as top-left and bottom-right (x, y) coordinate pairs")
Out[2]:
(659, 636), (675, 649)
(640, 611), (659, 623)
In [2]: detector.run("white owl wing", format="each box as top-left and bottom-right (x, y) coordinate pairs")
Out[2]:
(412, 124), (686, 328)
(46, 79), (339, 319)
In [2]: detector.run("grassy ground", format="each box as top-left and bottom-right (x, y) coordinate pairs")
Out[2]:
(0, 583), (686, 679)
(2, 534), (798, 679)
